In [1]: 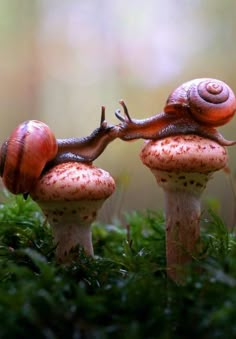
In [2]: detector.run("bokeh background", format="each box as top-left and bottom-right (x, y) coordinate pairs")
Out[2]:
(1, 0), (236, 224)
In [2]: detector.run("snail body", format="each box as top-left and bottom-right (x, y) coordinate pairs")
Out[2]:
(116, 78), (236, 145)
(0, 107), (118, 195)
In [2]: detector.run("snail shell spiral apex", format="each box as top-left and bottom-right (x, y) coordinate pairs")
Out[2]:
(164, 78), (236, 127)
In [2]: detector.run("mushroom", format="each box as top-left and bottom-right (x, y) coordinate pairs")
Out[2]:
(115, 78), (236, 282)
(30, 162), (115, 263)
(140, 134), (228, 282)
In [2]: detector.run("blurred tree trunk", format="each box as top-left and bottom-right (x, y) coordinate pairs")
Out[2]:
(0, 0), (40, 141)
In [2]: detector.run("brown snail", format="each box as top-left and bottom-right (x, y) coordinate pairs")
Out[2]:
(115, 78), (236, 145)
(0, 107), (118, 195)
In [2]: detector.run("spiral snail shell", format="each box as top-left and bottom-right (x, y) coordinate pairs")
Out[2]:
(0, 120), (58, 195)
(164, 78), (236, 127)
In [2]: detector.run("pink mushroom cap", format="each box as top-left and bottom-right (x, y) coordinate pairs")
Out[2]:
(140, 134), (227, 173)
(31, 162), (115, 201)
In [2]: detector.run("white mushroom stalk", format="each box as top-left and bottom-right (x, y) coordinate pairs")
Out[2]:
(140, 135), (228, 282)
(30, 162), (115, 263)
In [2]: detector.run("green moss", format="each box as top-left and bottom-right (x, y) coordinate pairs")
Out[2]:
(0, 194), (236, 338)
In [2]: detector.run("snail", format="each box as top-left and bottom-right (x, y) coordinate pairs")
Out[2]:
(115, 78), (236, 146)
(0, 106), (118, 195)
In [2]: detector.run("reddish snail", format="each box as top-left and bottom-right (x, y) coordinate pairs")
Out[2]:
(0, 107), (118, 195)
(115, 78), (236, 146)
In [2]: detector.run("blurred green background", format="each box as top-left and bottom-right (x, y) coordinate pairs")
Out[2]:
(1, 0), (236, 224)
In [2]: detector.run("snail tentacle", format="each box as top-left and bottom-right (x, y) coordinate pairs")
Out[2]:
(56, 107), (118, 163)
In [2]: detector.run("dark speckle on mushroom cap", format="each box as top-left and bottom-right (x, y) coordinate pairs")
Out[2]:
(140, 135), (227, 173)
(30, 162), (115, 201)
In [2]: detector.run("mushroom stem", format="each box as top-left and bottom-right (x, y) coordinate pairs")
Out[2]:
(37, 199), (106, 263)
(151, 170), (210, 282)
(164, 188), (201, 280)
(51, 222), (94, 261)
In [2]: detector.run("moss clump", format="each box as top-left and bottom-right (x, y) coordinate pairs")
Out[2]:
(0, 194), (236, 338)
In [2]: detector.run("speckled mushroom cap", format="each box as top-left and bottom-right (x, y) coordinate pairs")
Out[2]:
(30, 162), (116, 227)
(140, 135), (227, 173)
(140, 135), (228, 194)
(31, 162), (115, 201)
